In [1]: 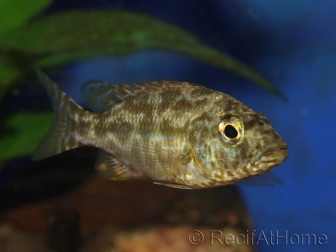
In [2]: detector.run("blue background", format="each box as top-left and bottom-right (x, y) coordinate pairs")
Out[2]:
(16, 0), (336, 251)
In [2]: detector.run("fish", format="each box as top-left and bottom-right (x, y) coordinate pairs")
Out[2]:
(32, 70), (288, 189)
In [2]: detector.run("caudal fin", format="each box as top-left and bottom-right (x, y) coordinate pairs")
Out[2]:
(32, 70), (84, 160)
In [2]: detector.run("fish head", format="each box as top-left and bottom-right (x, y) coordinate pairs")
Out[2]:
(245, 113), (288, 174)
(202, 100), (288, 186)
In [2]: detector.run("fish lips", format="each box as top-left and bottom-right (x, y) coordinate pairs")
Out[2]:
(251, 145), (288, 172)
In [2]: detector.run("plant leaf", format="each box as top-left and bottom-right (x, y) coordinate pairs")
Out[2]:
(0, 112), (52, 162)
(0, 10), (286, 100)
(0, 0), (51, 36)
(0, 56), (21, 98)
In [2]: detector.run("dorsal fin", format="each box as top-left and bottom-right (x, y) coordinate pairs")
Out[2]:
(81, 80), (199, 112)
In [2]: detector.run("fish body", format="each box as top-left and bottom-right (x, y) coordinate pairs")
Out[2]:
(33, 70), (287, 189)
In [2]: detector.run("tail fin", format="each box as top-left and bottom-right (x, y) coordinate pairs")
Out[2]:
(32, 70), (85, 160)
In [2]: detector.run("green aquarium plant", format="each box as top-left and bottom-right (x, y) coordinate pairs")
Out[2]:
(0, 0), (285, 166)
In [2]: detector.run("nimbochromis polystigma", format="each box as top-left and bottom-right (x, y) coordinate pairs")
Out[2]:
(33, 70), (288, 189)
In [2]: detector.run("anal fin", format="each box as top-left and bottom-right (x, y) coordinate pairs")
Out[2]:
(153, 181), (193, 189)
(95, 150), (142, 181)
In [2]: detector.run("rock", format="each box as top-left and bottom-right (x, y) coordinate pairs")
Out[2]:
(1, 175), (255, 251)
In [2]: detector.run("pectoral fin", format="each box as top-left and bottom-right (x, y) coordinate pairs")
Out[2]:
(95, 150), (142, 181)
(239, 172), (285, 187)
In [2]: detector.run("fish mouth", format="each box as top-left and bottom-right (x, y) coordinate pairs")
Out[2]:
(251, 145), (288, 172)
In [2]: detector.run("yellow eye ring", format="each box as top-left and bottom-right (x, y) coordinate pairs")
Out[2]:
(218, 115), (243, 145)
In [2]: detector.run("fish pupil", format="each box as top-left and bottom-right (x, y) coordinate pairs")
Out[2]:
(224, 125), (238, 138)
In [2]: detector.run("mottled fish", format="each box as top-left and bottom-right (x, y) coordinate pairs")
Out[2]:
(33, 70), (288, 189)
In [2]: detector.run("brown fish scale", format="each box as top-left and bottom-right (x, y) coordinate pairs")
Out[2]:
(80, 86), (210, 185)
(35, 70), (287, 189)
(80, 84), (284, 188)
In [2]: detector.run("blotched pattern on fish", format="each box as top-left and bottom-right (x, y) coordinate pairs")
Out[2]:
(33, 70), (288, 189)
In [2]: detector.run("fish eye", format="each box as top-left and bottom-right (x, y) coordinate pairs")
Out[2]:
(224, 124), (238, 138)
(218, 115), (243, 145)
